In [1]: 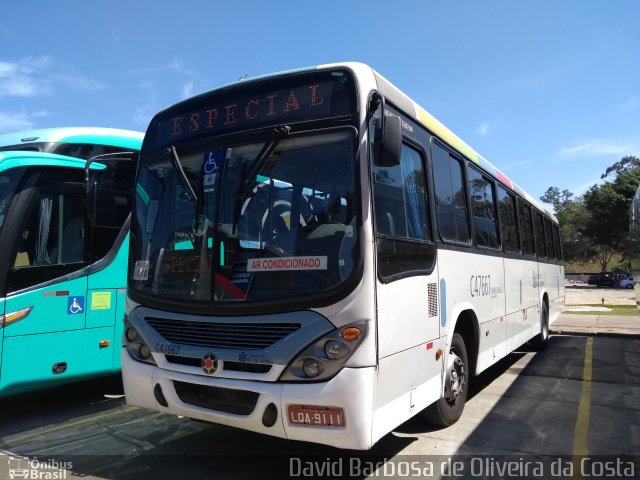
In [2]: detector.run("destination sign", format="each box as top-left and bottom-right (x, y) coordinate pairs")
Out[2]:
(154, 73), (355, 146)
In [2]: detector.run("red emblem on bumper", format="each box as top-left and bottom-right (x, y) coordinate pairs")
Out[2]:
(202, 353), (218, 375)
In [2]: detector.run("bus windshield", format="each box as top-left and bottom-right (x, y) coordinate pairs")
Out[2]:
(131, 129), (359, 303)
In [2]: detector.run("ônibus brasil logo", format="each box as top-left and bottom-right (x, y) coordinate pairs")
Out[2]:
(7, 456), (72, 479)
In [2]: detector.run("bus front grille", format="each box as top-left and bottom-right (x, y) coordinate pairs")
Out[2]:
(173, 381), (259, 415)
(165, 355), (272, 374)
(146, 317), (300, 350)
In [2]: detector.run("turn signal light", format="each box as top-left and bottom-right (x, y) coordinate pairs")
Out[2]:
(2, 306), (34, 328)
(341, 327), (361, 341)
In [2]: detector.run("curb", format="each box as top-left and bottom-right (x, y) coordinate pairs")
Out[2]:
(550, 328), (640, 339)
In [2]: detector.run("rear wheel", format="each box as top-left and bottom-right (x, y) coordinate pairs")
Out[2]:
(531, 302), (549, 350)
(421, 332), (468, 427)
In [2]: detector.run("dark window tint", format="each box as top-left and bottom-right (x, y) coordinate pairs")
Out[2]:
(88, 157), (137, 261)
(467, 166), (499, 248)
(0, 168), (23, 230)
(533, 211), (546, 258)
(8, 169), (86, 292)
(544, 218), (555, 259)
(374, 142), (434, 280)
(432, 143), (469, 243)
(374, 144), (429, 241)
(517, 200), (535, 255)
(552, 224), (563, 261)
(497, 186), (519, 252)
(54, 143), (130, 161)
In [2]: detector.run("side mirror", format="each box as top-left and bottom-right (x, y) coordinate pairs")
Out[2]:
(374, 114), (402, 167)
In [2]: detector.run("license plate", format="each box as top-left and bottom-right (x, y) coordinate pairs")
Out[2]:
(288, 405), (345, 427)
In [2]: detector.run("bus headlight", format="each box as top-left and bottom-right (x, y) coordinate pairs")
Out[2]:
(279, 321), (367, 382)
(324, 340), (342, 359)
(302, 358), (321, 378)
(124, 324), (156, 365)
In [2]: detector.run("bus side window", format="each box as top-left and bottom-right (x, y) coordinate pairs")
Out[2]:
(373, 144), (429, 241)
(533, 210), (546, 258)
(552, 224), (562, 261)
(467, 165), (499, 248)
(89, 158), (137, 261)
(14, 195), (85, 268)
(373, 142), (434, 280)
(544, 217), (555, 260)
(517, 199), (535, 256)
(7, 169), (86, 292)
(432, 143), (470, 244)
(497, 185), (520, 252)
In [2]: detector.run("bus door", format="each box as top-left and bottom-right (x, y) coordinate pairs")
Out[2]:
(84, 154), (137, 370)
(372, 139), (440, 424)
(1, 169), (93, 394)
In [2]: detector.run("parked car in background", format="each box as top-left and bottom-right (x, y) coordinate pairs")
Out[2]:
(588, 274), (600, 285)
(596, 273), (615, 288)
(621, 276), (635, 289)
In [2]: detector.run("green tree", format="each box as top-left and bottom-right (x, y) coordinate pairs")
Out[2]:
(582, 155), (640, 271)
(540, 186), (574, 211)
(541, 155), (640, 270)
(555, 198), (594, 261)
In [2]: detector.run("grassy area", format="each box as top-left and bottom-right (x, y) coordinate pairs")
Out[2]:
(564, 305), (639, 315)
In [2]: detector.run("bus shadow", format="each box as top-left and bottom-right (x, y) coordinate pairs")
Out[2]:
(2, 411), (415, 480)
(0, 374), (125, 437)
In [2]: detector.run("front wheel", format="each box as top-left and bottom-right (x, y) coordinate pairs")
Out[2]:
(421, 332), (468, 427)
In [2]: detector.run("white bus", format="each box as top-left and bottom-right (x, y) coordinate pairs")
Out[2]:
(122, 63), (564, 450)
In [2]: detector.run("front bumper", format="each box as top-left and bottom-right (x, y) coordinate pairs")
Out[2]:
(122, 348), (376, 450)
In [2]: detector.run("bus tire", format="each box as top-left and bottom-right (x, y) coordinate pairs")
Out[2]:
(531, 302), (549, 351)
(421, 332), (468, 427)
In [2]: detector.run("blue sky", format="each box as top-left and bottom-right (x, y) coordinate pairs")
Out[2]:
(1, 1), (639, 206)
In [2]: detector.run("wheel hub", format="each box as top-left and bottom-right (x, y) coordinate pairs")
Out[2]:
(445, 352), (465, 405)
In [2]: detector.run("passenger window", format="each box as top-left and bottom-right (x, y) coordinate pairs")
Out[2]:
(8, 170), (87, 292)
(373, 142), (434, 280)
(87, 157), (137, 261)
(467, 166), (499, 248)
(497, 186), (520, 252)
(517, 200), (535, 256)
(373, 144), (429, 241)
(533, 211), (546, 258)
(432, 143), (469, 243)
(552, 224), (563, 261)
(14, 194), (85, 268)
(544, 218), (555, 260)
(54, 143), (128, 161)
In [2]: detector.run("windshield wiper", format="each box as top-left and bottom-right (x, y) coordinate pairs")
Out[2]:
(236, 125), (291, 202)
(233, 125), (291, 233)
(166, 145), (198, 202)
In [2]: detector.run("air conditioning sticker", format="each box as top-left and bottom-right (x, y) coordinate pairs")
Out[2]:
(247, 256), (327, 272)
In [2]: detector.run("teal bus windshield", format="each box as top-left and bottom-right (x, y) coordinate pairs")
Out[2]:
(0, 127), (142, 397)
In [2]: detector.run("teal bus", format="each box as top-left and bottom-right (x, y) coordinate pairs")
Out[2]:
(0, 127), (143, 396)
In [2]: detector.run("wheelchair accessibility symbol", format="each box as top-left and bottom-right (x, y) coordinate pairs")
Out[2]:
(67, 296), (85, 315)
(203, 150), (223, 174)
